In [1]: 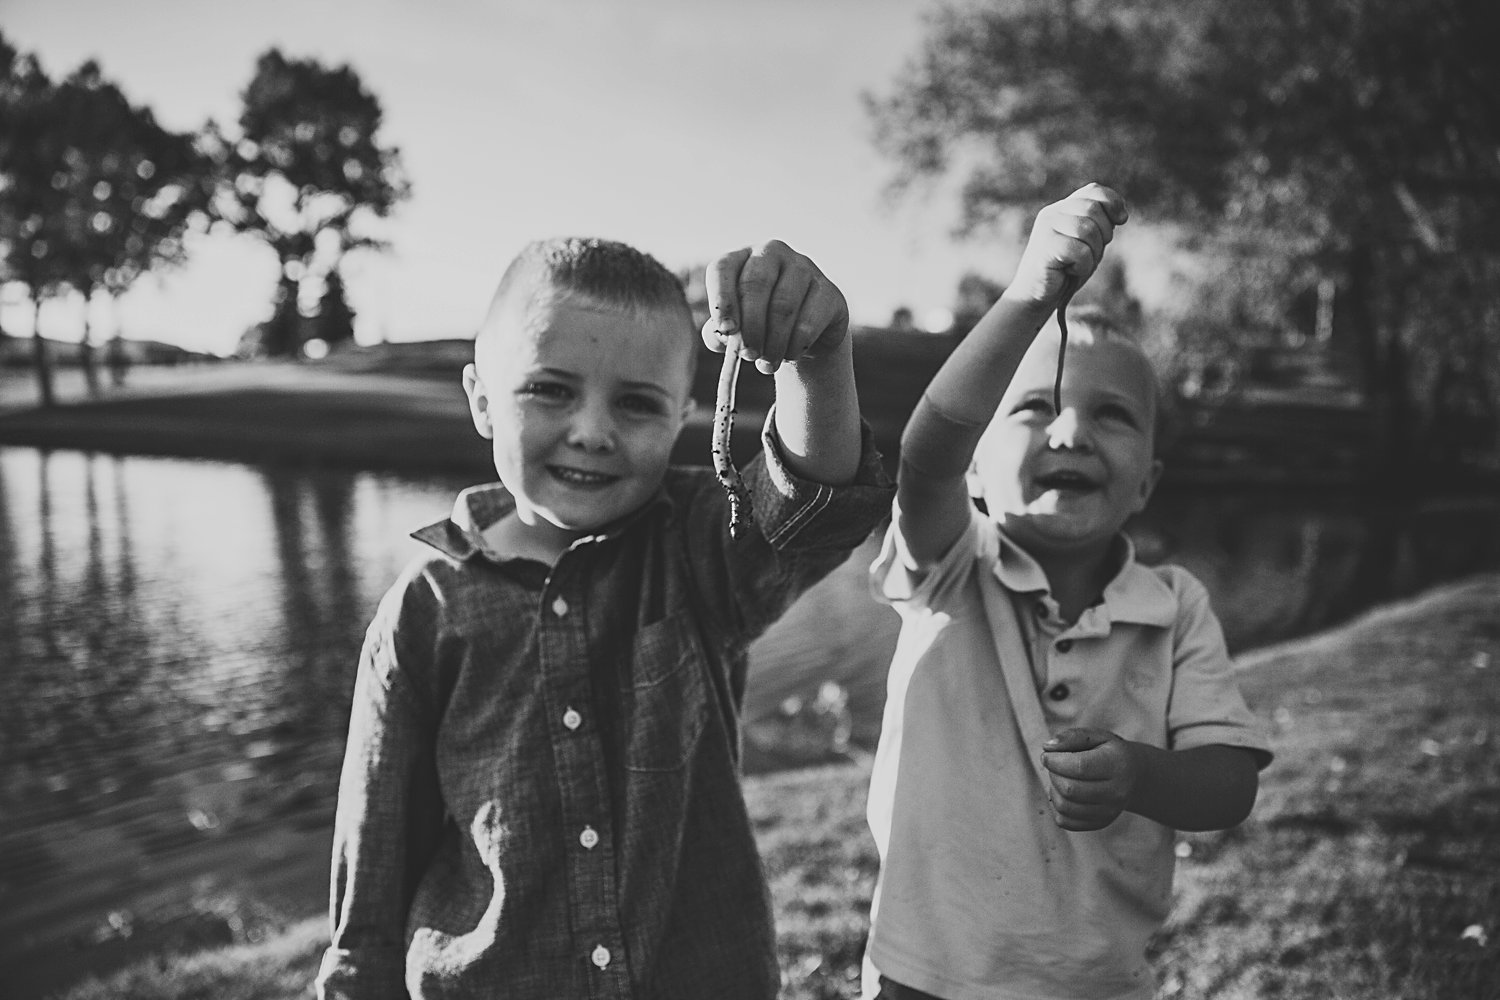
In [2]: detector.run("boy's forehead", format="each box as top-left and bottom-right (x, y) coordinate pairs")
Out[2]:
(1009, 330), (1158, 409)
(479, 289), (695, 375)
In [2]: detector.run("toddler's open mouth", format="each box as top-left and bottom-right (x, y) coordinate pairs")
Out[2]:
(1034, 469), (1099, 492)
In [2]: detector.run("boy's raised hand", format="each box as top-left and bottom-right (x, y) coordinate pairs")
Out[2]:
(1040, 727), (1141, 832)
(703, 240), (850, 375)
(1002, 183), (1130, 312)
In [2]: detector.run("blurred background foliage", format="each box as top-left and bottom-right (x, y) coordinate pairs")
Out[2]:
(864, 0), (1500, 484)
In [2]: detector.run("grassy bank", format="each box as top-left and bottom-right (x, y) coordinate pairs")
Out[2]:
(47, 573), (1500, 1000)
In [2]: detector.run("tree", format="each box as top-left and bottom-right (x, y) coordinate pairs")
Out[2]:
(0, 34), (67, 406)
(1, 35), (210, 402)
(949, 271), (1004, 336)
(208, 49), (408, 358)
(866, 0), (1500, 481)
(315, 268), (356, 348)
(45, 61), (212, 392)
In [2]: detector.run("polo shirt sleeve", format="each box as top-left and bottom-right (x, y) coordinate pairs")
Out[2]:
(1164, 567), (1275, 769)
(869, 502), (987, 612)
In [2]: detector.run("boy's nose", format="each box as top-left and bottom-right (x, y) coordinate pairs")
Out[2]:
(567, 405), (617, 453)
(1046, 408), (1092, 452)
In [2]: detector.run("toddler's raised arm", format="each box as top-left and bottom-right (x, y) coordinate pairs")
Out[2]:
(896, 183), (1129, 567)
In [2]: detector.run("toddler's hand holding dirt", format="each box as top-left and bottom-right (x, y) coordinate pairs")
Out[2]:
(1041, 727), (1141, 832)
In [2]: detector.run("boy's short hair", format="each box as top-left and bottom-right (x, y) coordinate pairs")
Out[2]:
(479, 236), (694, 350)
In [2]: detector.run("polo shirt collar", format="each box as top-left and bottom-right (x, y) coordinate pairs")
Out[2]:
(991, 526), (1177, 628)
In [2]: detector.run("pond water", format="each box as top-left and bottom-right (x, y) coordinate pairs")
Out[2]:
(1, 445), (1497, 987)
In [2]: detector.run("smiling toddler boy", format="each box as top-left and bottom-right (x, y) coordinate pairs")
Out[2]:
(316, 236), (891, 999)
(861, 185), (1272, 1000)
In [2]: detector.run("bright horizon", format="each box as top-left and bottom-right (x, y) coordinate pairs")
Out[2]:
(0, 0), (1053, 357)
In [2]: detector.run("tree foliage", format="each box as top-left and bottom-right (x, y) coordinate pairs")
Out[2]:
(207, 49), (408, 357)
(45, 61), (212, 390)
(1, 32), (210, 401)
(0, 35), (64, 404)
(867, 0), (1500, 478)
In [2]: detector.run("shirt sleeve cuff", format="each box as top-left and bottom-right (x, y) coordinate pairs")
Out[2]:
(745, 403), (894, 550)
(1170, 722), (1275, 769)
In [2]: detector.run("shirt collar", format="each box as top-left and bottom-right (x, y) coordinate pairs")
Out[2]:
(411, 481), (673, 562)
(991, 527), (1177, 628)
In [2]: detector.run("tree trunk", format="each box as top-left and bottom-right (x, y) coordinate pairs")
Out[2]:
(30, 291), (56, 409)
(80, 283), (102, 398)
(108, 334), (130, 388)
(1340, 241), (1413, 615)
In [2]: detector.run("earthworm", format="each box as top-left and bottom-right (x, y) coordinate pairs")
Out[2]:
(1053, 273), (1079, 414)
(712, 345), (751, 537)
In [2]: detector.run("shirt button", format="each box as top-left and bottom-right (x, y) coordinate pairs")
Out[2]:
(1056, 639), (1074, 653)
(591, 945), (611, 969)
(579, 825), (599, 850)
(1049, 683), (1071, 701)
(551, 595), (569, 617)
(562, 707), (582, 730)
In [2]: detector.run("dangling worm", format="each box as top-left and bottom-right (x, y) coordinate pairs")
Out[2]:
(712, 345), (751, 537)
(1053, 273), (1079, 414)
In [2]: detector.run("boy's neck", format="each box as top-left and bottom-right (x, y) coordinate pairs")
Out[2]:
(1028, 540), (1121, 625)
(482, 512), (573, 566)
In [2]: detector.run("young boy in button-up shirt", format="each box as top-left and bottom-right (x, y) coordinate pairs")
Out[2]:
(316, 236), (892, 999)
(861, 185), (1272, 1000)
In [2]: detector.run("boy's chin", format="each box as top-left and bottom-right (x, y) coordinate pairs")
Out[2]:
(1000, 514), (1119, 559)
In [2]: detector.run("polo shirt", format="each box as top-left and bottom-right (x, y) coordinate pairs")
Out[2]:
(863, 508), (1271, 1000)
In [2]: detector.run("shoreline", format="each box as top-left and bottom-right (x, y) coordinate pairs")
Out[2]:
(5, 356), (1466, 491)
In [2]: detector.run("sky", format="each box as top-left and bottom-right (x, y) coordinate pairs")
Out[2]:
(1, 0), (1038, 356)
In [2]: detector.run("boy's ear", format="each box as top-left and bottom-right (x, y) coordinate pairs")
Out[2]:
(462, 363), (494, 440)
(1135, 458), (1165, 511)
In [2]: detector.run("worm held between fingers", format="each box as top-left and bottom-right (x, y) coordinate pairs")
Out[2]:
(712, 346), (751, 538)
(1053, 273), (1079, 415)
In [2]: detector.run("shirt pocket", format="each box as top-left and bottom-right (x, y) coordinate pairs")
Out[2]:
(621, 611), (710, 773)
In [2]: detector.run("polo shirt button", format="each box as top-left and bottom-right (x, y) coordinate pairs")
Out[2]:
(579, 825), (599, 850)
(591, 945), (611, 969)
(562, 707), (582, 730)
(551, 595), (569, 617)
(1048, 683), (1071, 701)
(1056, 639), (1074, 653)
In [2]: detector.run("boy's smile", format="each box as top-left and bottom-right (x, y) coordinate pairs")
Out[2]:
(464, 291), (696, 557)
(972, 329), (1162, 566)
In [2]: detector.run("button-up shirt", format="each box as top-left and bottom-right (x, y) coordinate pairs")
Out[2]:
(317, 417), (891, 1000)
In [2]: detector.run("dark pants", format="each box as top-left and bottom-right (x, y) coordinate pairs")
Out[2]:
(874, 977), (947, 1000)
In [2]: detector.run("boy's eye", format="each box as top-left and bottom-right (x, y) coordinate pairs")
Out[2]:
(1013, 398), (1054, 418)
(519, 381), (571, 402)
(619, 393), (667, 416)
(1098, 404), (1139, 427)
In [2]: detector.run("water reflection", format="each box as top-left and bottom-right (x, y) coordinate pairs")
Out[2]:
(0, 447), (472, 989)
(0, 446), (1496, 990)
